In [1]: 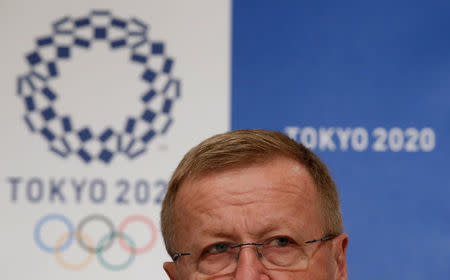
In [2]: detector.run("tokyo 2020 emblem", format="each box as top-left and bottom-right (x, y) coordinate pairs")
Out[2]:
(16, 10), (181, 164)
(34, 213), (158, 270)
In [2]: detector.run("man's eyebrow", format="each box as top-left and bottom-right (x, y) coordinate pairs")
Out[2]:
(188, 230), (236, 251)
(200, 223), (294, 241)
(200, 228), (237, 240)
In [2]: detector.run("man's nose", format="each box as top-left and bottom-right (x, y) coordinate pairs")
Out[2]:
(234, 246), (269, 280)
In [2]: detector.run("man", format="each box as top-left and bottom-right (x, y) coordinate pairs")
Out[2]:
(161, 129), (348, 279)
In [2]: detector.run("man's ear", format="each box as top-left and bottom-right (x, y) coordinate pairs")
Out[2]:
(163, 262), (177, 280)
(332, 233), (349, 280)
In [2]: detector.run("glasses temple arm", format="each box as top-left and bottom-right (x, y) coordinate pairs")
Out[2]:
(304, 234), (340, 244)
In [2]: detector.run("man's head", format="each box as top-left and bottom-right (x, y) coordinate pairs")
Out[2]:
(161, 129), (348, 279)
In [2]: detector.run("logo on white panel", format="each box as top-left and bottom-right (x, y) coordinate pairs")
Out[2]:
(16, 10), (181, 164)
(34, 213), (157, 270)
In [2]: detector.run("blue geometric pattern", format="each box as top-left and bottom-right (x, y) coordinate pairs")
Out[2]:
(16, 10), (181, 164)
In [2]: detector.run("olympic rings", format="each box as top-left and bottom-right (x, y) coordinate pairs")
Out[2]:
(76, 214), (115, 253)
(34, 213), (74, 253)
(118, 215), (157, 254)
(97, 232), (135, 271)
(55, 231), (95, 270)
(34, 213), (157, 270)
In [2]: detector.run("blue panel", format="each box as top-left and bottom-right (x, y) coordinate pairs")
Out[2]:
(74, 38), (90, 48)
(94, 27), (107, 39)
(162, 99), (172, 113)
(128, 148), (146, 159)
(37, 37), (53, 46)
(52, 16), (71, 34)
(151, 43), (164, 54)
(27, 52), (41, 65)
(131, 18), (148, 30)
(41, 87), (56, 101)
(62, 117), (71, 132)
(141, 89), (156, 103)
(131, 54), (147, 63)
(163, 59), (173, 73)
(125, 118), (136, 133)
(123, 138), (136, 153)
(17, 77), (24, 96)
(129, 31), (145, 37)
(78, 128), (92, 142)
(47, 62), (58, 77)
(141, 109), (156, 123)
(77, 148), (92, 163)
(111, 39), (126, 49)
(41, 107), (56, 121)
(161, 118), (172, 134)
(53, 16), (70, 28)
(74, 18), (90, 27)
(232, 1), (450, 279)
(57, 47), (70, 58)
(50, 138), (71, 157)
(142, 69), (157, 83)
(99, 149), (113, 163)
(24, 77), (35, 91)
(141, 129), (155, 143)
(24, 115), (35, 132)
(25, 97), (35, 111)
(111, 18), (127, 28)
(30, 71), (46, 83)
(99, 128), (113, 142)
(92, 10), (110, 16)
(41, 127), (55, 141)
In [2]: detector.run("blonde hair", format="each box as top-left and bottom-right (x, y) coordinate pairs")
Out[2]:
(161, 129), (343, 256)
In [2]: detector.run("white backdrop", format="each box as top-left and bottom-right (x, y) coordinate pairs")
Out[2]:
(0, 1), (230, 279)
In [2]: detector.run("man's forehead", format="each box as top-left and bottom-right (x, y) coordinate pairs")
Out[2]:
(173, 157), (319, 217)
(170, 157), (324, 249)
(179, 157), (311, 193)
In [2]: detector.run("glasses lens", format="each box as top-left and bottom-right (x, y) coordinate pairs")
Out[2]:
(195, 239), (314, 275)
(261, 241), (309, 269)
(197, 248), (237, 275)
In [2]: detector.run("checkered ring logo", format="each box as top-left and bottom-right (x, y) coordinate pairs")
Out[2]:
(16, 10), (181, 164)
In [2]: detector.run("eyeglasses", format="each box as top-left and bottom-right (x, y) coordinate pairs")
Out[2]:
(171, 234), (338, 276)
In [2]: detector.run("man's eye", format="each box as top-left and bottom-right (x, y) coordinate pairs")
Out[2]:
(270, 237), (292, 247)
(205, 243), (230, 254)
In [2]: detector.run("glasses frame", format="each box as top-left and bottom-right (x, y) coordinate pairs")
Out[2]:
(171, 234), (339, 262)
